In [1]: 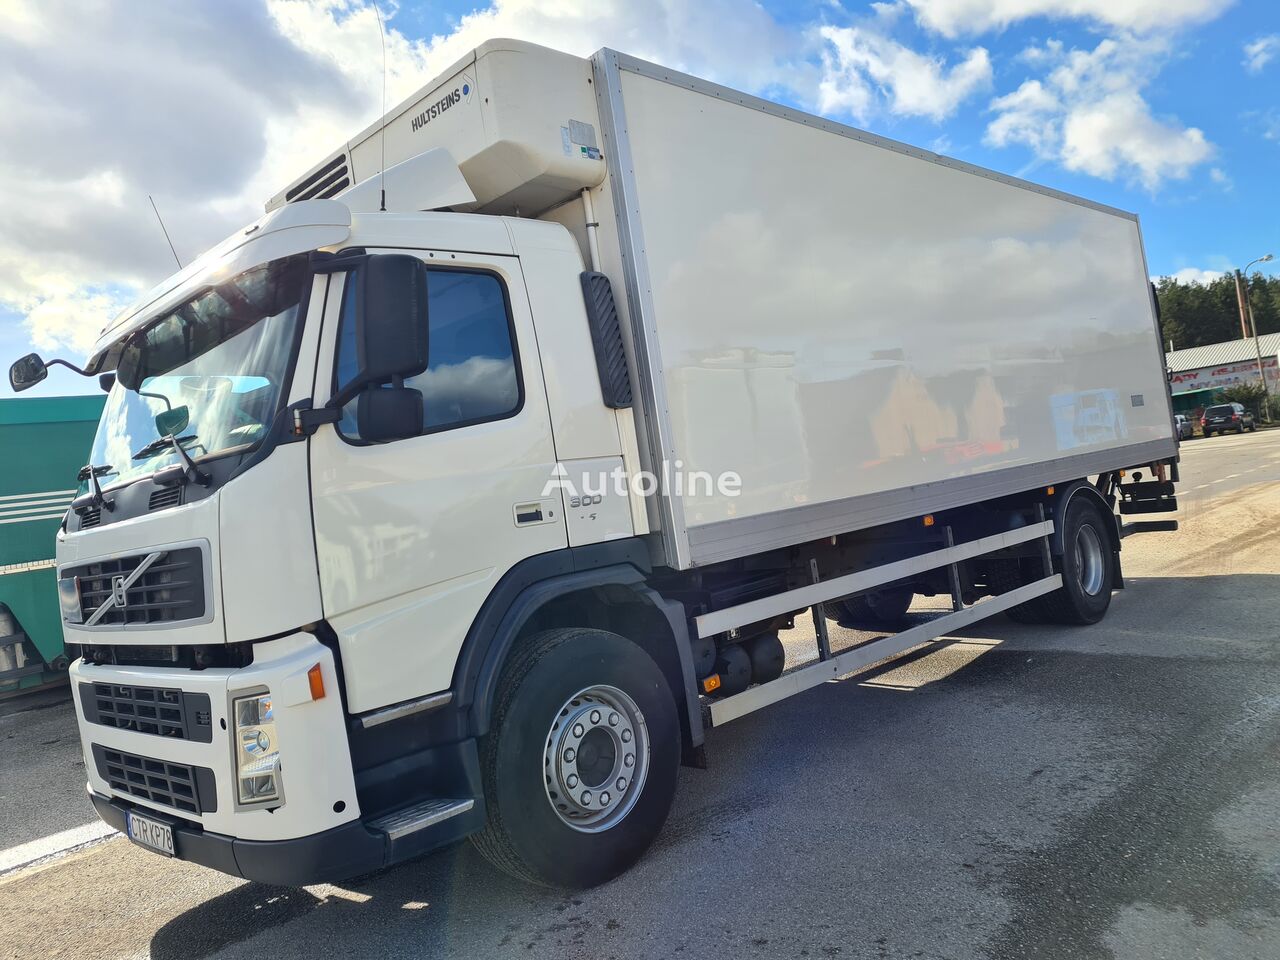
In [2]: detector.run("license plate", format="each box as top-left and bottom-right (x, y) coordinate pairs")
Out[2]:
(126, 811), (175, 856)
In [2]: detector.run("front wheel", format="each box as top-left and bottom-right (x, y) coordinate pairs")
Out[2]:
(471, 628), (680, 888)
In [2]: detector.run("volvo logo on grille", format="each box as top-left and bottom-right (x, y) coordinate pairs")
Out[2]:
(81, 551), (165, 627)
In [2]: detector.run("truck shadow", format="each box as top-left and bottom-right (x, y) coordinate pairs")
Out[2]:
(150, 574), (1280, 960)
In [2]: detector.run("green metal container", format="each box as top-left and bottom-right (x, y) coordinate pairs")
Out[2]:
(0, 394), (105, 692)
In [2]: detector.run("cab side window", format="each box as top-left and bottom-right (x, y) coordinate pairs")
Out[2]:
(335, 267), (522, 440)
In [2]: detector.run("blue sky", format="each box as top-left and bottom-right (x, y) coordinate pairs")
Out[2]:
(2, 0), (1278, 397)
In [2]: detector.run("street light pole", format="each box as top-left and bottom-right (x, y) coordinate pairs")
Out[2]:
(1238, 253), (1275, 420)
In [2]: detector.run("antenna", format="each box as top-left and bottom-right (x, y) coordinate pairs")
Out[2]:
(148, 194), (182, 269)
(373, 2), (388, 212)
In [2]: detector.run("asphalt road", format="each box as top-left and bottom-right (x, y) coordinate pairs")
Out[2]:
(3, 429), (1280, 960)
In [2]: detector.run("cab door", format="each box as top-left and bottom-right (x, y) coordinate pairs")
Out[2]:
(308, 251), (566, 714)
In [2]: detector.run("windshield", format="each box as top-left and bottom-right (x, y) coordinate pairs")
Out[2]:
(86, 255), (309, 489)
(1204, 405), (1234, 417)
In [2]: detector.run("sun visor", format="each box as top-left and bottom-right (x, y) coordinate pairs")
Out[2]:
(88, 199), (351, 371)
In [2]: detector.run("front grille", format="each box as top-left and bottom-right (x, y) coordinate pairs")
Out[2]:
(67, 548), (205, 626)
(285, 152), (350, 202)
(92, 745), (216, 814)
(79, 682), (212, 742)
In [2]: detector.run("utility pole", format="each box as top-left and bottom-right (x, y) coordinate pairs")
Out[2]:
(1234, 270), (1251, 340)
(1237, 254), (1275, 420)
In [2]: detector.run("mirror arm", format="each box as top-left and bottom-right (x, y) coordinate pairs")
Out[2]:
(47, 357), (93, 378)
(291, 399), (343, 437)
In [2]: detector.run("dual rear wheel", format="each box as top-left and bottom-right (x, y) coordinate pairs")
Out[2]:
(997, 496), (1115, 625)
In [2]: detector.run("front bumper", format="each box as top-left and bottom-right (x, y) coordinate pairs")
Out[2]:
(76, 630), (487, 884)
(73, 633), (360, 844)
(90, 790), (386, 885)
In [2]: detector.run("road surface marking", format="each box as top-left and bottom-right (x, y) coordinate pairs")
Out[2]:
(0, 821), (118, 877)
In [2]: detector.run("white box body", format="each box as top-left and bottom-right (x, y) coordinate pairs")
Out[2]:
(274, 41), (1176, 571)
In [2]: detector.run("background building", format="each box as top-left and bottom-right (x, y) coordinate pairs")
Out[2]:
(1164, 334), (1279, 415)
(1, 394), (104, 694)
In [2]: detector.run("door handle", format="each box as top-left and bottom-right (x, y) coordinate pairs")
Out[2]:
(513, 500), (556, 526)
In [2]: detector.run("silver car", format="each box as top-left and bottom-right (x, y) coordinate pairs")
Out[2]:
(1174, 414), (1194, 440)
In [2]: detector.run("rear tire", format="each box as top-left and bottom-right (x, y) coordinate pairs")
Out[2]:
(989, 559), (1049, 624)
(1038, 497), (1115, 625)
(471, 628), (680, 888)
(826, 587), (913, 629)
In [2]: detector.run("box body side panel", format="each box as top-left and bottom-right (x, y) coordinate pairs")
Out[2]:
(611, 64), (1174, 565)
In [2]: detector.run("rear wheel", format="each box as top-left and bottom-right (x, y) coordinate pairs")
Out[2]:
(989, 559), (1049, 624)
(1038, 498), (1115, 625)
(471, 628), (680, 888)
(825, 587), (913, 629)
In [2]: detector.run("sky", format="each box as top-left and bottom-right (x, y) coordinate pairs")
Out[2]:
(1, 0), (1278, 397)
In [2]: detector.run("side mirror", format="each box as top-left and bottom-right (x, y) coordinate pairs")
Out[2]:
(9, 353), (48, 392)
(154, 405), (190, 438)
(99, 372), (117, 392)
(357, 386), (423, 442)
(347, 254), (430, 396)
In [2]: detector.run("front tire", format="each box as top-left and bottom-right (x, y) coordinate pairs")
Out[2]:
(471, 628), (680, 888)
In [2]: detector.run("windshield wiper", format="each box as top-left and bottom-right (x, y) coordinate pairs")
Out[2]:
(132, 434), (210, 486)
(71, 463), (116, 515)
(132, 434), (197, 460)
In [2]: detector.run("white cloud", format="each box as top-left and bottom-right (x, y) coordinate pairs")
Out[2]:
(1165, 267), (1227, 285)
(819, 25), (992, 123)
(1243, 35), (1279, 73)
(984, 36), (1215, 189)
(0, 0), (810, 358)
(902, 0), (1231, 38)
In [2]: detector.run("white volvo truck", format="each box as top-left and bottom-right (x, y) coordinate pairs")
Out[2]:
(9, 40), (1180, 888)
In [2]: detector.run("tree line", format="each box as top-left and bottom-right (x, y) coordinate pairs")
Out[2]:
(1153, 272), (1280, 352)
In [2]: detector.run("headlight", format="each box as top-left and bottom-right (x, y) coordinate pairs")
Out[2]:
(233, 692), (281, 804)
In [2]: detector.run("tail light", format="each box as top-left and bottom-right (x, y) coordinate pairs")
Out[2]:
(1232, 414), (1240, 421)
(1200, 417), (1207, 425)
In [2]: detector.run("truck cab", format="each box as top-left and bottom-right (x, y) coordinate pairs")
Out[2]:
(52, 183), (658, 881)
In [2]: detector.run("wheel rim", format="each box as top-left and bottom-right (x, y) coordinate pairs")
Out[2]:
(1073, 523), (1106, 596)
(544, 685), (650, 833)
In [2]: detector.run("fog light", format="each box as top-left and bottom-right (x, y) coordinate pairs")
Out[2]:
(233, 692), (281, 805)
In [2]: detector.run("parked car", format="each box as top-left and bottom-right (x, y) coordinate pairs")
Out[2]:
(1201, 402), (1255, 437)
(1174, 414), (1194, 440)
